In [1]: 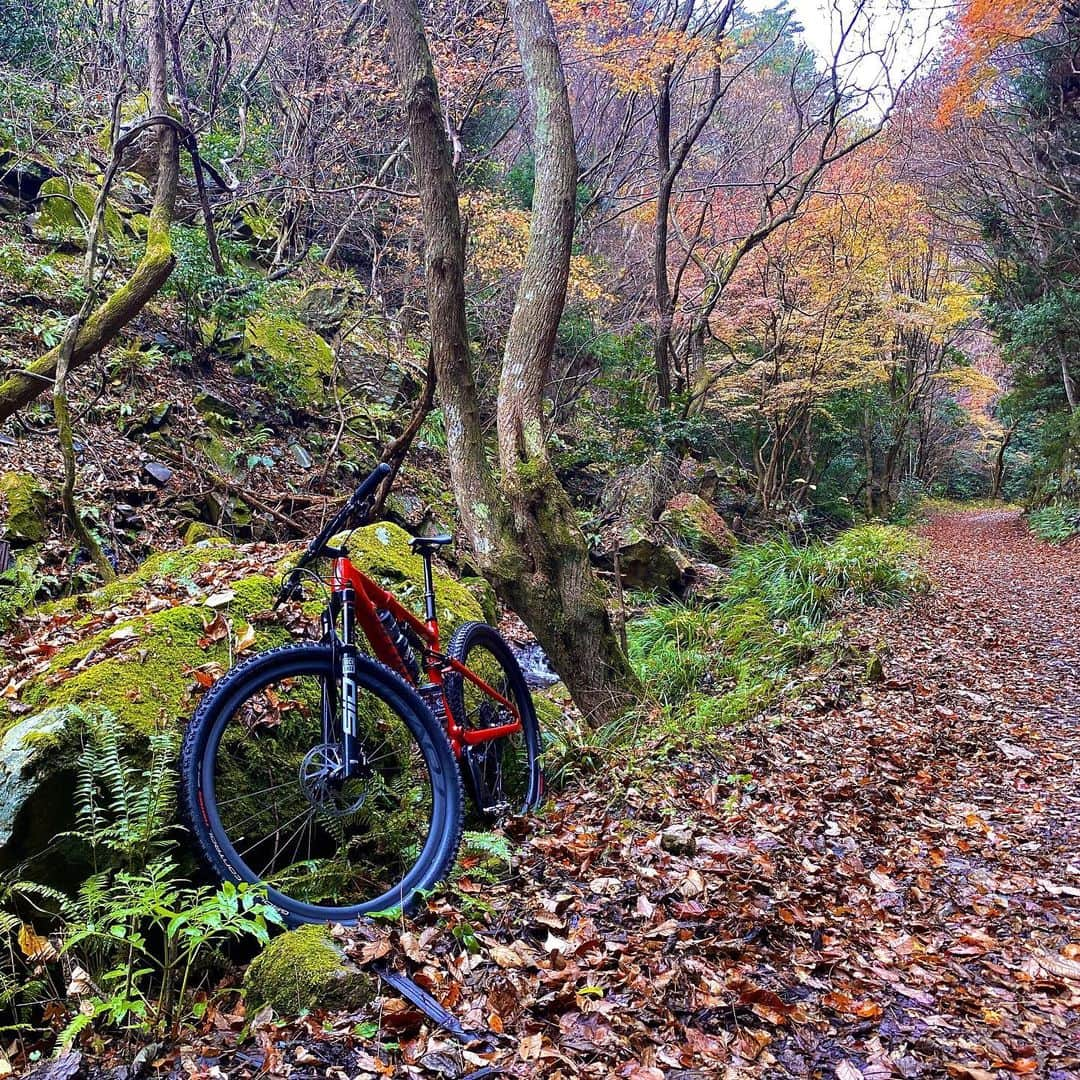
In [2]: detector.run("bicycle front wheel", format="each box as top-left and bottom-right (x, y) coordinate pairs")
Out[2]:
(181, 643), (462, 924)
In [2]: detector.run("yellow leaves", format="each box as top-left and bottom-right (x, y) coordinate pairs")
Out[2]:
(697, 176), (985, 421)
(235, 622), (257, 654)
(461, 190), (609, 308)
(18, 924), (57, 962)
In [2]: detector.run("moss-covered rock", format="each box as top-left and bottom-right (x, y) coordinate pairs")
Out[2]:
(0, 706), (77, 850)
(34, 177), (124, 245)
(1, 471), (48, 545)
(244, 924), (376, 1015)
(610, 530), (690, 593)
(24, 584), (282, 734)
(244, 313), (334, 405)
(659, 493), (736, 563)
(182, 521), (223, 545)
(296, 282), (356, 337)
(0, 148), (57, 203)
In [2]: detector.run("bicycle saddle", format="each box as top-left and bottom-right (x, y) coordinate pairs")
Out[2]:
(410, 533), (453, 554)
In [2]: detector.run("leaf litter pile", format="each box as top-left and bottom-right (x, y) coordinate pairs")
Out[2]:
(25, 511), (1080, 1079)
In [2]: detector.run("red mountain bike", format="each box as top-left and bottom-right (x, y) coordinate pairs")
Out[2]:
(181, 463), (542, 925)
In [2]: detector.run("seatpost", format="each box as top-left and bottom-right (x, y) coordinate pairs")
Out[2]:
(420, 551), (437, 622)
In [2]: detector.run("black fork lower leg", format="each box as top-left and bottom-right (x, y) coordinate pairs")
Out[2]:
(339, 586), (359, 770)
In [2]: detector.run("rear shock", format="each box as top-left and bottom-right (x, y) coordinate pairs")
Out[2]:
(377, 609), (422, 683)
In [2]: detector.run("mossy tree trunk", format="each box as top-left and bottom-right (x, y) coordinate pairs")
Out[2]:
(0, 0), (179, 424)
(385, 0), (641, 726)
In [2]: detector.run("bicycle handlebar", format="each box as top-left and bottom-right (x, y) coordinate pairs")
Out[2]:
(277, 462), (392, 604)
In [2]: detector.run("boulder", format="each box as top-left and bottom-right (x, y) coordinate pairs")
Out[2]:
(33, 177), (124, 246)
(610, 531), (690, 593)
(659, 493), (737, 563)
(244, 313), (335, 406)
(0, 149), (57, 204)
(245, 924), (376, 1015)
(0, 471), (48, 545)
(192, 390), (238, 420)
(0, 524), (483, 867)
(296, 282), (357, 337)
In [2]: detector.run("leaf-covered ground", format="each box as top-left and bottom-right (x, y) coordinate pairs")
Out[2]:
(29, 511), (1080, 1079)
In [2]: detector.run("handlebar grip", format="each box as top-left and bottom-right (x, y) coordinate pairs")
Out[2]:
(348, 461), (392, 510)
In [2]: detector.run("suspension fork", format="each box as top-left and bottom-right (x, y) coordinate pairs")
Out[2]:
(324, 588), (361, 771)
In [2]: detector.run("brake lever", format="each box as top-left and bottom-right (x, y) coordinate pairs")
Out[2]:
(274, 568), (304, 610)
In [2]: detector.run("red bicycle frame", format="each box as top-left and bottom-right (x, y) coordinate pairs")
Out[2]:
(330, 557), (522, 758)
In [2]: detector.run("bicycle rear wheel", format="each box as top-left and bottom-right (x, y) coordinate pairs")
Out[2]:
(181, 643), (462, 924)
(444, 621), (543, 820)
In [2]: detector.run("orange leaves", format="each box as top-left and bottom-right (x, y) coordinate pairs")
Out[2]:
(550, 0), (724, 93)
(822, 990), (885, 1018)
(937, 0), (1058, 123)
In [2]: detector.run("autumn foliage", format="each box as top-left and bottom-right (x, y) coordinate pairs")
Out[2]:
(937, 0), (1060, 121)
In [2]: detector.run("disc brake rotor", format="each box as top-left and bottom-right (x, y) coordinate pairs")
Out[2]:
(299, 743), (367, 817)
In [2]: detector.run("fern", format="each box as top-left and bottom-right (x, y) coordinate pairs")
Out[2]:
(0, 710), (279, 1045)
(461, 831), (512, 863)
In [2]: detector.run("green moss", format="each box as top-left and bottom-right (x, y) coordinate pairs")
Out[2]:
(1, 471), (48, 544)
(533, 688), (567, 733)
(182, 521), (222, 545)
(244, 313), (334, 405)
(34, 177), (124, 244)
(240, 205), (277, 244)
(74, 537), (238, 612)
(659, 493), (736, 563)
(244, 924), (376, 1015)
(332, 522), (483, 635)
(462, 575), (498, 625)
(16, 574), (288, 738)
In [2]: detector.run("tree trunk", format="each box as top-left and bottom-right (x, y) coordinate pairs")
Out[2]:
(385, 0), (640, 726)
(383, 0), (494, 545)
(0, 6), (179, 424)
(989, 422), (1016, 500)
(653, 76), (675, 410)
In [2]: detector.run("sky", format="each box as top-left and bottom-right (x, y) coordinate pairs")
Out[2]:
(744, 0), (952, 103)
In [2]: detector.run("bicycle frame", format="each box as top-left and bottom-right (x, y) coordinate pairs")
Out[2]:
(330, 556), (522, 757)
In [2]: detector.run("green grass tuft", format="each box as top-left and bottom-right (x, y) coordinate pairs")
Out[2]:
(1028, 504), (1080, 544)
(624, 524), (926, 742)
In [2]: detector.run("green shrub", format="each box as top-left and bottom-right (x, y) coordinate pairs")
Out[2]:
(624, 524), (926, 742)
(1028, 504), (1080, 543)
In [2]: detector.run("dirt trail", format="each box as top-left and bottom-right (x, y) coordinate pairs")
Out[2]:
(697, 509), (1080, 1078)
(505, 509), (1080, 1078)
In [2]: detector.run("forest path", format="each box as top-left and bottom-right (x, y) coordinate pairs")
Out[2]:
(499, 509), (1080, 1078)
(671, 507), (1080, 1079)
